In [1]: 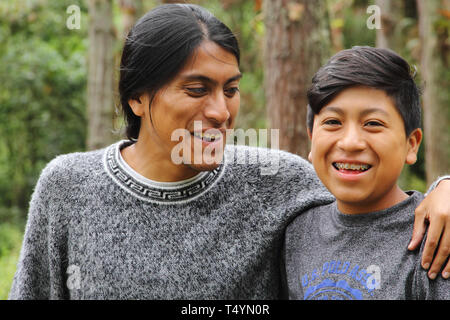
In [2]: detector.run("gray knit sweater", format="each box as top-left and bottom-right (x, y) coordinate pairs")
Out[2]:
(9, 140), (333, 300)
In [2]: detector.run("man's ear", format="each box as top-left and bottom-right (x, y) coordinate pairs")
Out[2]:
(405, 128), (423, 165)
(307, 128), (313, 162)
(128, 93), (148, 117)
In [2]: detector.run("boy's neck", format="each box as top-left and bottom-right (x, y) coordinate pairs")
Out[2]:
(336, 185), (409, 215)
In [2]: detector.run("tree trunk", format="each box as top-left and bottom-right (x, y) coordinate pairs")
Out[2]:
(87, 0), (116, 150)
(263, 0), (330, 158)
(119, 0), (143, 39)
(417, 0), (450, 185)
(375, 0), (404, 50)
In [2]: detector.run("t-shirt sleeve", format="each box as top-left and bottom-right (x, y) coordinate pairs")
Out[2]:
(412, 235), (450, 300)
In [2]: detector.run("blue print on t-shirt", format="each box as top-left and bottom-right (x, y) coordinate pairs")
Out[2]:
(301, 260), (377, 299)
(304, 278), (363, 300)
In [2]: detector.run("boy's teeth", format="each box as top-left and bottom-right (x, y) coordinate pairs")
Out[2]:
(334, 162), (370, 171)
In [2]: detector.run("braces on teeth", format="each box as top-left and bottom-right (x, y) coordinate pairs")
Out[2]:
(333, 162), (370, 171)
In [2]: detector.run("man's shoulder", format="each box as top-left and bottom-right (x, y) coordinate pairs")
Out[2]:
(37, 143), (109, 188)
(224, 144), (315, 175)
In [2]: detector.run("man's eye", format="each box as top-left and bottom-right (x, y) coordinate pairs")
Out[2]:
(224, 87), (239, 97)
(186, 87), (207, 96)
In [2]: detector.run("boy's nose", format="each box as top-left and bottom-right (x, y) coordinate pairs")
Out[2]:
(336, 125), (366, 152)
(203, 93), (231, 125)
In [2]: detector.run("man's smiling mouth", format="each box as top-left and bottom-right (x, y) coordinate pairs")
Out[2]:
(192, 131), (223, 142)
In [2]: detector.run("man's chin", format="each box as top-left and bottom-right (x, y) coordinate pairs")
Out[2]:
(186, 160), (223, 172)
(183, 149), (225, 172)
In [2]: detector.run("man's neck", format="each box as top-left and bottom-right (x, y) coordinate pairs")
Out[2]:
(120, 139), (199, 183)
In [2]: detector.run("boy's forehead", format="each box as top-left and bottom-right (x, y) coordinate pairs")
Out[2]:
(319, 87), (396, 115)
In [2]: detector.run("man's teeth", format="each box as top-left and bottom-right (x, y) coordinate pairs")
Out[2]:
(333, 162), (370, 171)
(193, 132), (222, 142)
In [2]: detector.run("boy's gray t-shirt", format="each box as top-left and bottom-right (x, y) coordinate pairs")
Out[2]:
(284, 191), (449, 300)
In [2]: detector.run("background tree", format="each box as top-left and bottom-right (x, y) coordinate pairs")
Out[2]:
(417, 0), (450, 185)
(263, 0), (331, 158)
(375, 0), (403, 50)
(86, 0), (116, 150)
(118, 0), (144, 38)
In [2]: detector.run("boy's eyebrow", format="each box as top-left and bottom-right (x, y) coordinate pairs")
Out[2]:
(322, 106), (390, 117)
(359, 107), (390, 117)
(321, 106), (344, 115)
(180, 73), (243, 85)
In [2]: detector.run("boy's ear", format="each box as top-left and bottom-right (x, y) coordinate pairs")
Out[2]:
(405, 128), (423, 165)
(128, 93), (148, 117)
(307, 128), (313, 140)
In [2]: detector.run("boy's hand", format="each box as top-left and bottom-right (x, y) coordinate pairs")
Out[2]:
(408, 179), (450, 280)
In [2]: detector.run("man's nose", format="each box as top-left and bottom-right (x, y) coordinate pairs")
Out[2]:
(203, 92), (230, 125)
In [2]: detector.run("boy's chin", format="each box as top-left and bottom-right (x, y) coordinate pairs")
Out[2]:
(335, 192), (368, 203)
(332, 190), (373, 212)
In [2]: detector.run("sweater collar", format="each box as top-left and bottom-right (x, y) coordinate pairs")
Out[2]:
(103, 140), (226, 204)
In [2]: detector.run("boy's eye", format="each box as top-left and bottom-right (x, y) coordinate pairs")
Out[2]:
(224, 87), (239, 97)
(365, 121), (384, 127)
(323, 119), (341, 126)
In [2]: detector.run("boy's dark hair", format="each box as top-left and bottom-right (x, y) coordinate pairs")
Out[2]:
(306, 46), (421, 136)
(119, 4), (240, 140)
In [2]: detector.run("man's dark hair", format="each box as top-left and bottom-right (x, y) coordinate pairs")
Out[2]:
(119, 4), (240, 140)
(306, 46), (421, 136)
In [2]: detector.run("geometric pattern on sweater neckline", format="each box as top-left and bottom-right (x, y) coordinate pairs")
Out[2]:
(103, 140), (226, 204)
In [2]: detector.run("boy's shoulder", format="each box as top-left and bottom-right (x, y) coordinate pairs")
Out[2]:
(287, 191), (425, 234)
(287, 200), (336, 231)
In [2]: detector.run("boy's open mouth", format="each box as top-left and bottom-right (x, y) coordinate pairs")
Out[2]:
(332, 162), (372, 173)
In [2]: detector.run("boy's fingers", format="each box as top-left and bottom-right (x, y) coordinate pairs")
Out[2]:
(409, 206), (427, 250)
(427, 228), (450, 279)
(421, 220), (444, 271)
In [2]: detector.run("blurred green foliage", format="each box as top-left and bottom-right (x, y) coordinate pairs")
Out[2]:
(0, 223), (22, 300)
(0, 0), (88, 217)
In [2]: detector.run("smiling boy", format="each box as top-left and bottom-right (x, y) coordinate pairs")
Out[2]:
(283, 46), (449, 300)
